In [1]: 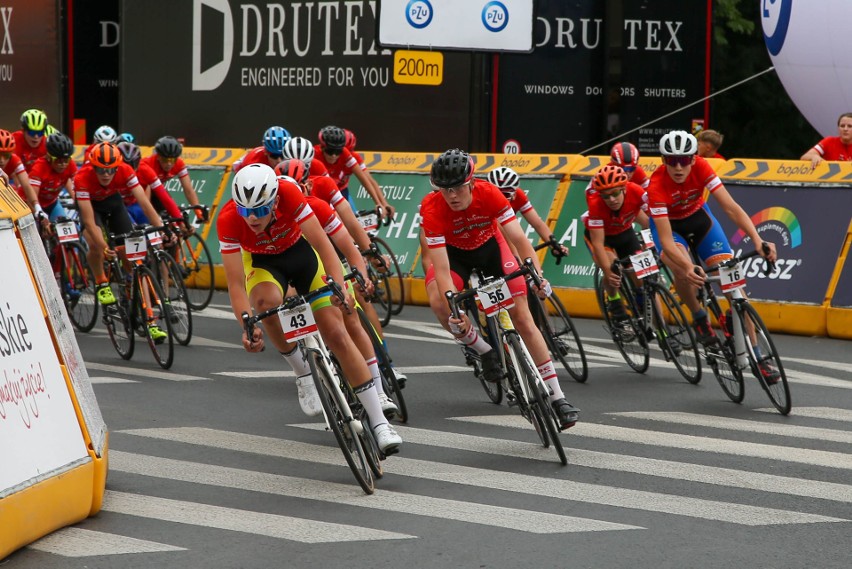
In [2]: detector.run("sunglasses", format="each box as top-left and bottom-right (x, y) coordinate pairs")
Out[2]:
(663, 155), (693, 167)
(236, 204), (273, 218)
(599, 189), (624, 201)
(622, 165), (636, 173)
(324, 148), (343, 156)
(95, 167), (117, 175)
(436, 182), (471, 195)
(267, 152), (283, 160)
(26, 129), (45, 137)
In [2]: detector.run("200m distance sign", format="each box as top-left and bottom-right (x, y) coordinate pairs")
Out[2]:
(393, 50), (444, 85)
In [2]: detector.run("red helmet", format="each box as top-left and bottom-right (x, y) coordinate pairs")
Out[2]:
(610, 142), (639, 169)
(88, 142), (123, 168)
(0, 130), (15, 152)
(274, 159), (309, 185)
(592, 165), (629, 191)
(344, 129), (357, 150)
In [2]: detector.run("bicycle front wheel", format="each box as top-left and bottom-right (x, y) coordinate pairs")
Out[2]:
(537, 293), (588, 383)
(61, 242), (98, 332)
(177, 232), (215, 311)
(357, 307), (408, 423)
(651, 284), (701, 384)
(134, 265), (175, 369)
(738, 303), (791, 415)
(309, 351), (375, 494)
(599, 284), (649, 373)
(103, 275), (134, 360)
(372, 237), (405, 315)
(154, 250), (193, 346)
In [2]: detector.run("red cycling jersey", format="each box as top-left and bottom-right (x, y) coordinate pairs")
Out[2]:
(232, 147), (273, 174)
(217, 179), (314, 255)
(305, 195), (343, 237)
(309, 174), (346, 207)
(585, 182), (648, 236)
(12, 131), (46, 172)
(808, 137), (852, 161)
(29, 157), (77, 207)
(74, 163), (141, 202)
(1, 153), (26, 178)
(646, 156), (722, 220)
(139, 154), (190, 182)
(313, 145), (359, 191)
(420, 180), (516, 250)
(507, 188), (534, 215)
(308, 160), (329, 177)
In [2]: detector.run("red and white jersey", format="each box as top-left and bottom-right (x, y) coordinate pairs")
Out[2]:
(584, 182), (648, 236)
(308, 175), (346, 208)
(507, 188), (534, 215)
(74, 163), (140, 202)
(12, 131), (47, 172)
(313, 145), (359, 190)
(140, 154), (190, 182)
(1, 153), (26, 178)
(305, 195), (343, 237)
(29, 157), (77, 207)
(646, 156), (722, 220)
(231, 147), (271, 174)
(121, 163), (162, 206)
(809, 136), (852, 161)
(217, 178), (314, 255)
(420, 180), (516, 250)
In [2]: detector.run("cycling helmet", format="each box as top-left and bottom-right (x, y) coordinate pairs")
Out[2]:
(275, 159), (309, 185)
(93, 125), (118, 143)
(20, 109), (48, 132)
(430, 148), (475, 189)
(118, 132), (136, 144)
(282, 136), (315, 163)
(659, 130), (697, 156)
(0, 130), (15, 152)
(317, 126), (346, 151)
(88, 142), (123, 169)
(154, 136), (183, 158)
(486, 166), (520, 190)
(232, 163), (279, 208)
(610, 142), (639, 169)
(592, 165), (629, 191)
(45, 124), (59, 137)
(46, 133), (75, 159)
(262, 126), (291, 155)
(117, 141), (142, 169)
(344, 129), (357, 150)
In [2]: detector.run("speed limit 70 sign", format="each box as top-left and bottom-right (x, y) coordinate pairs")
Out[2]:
(502, 139), (521, 154)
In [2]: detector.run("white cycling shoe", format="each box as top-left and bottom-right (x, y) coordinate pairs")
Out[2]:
(295, 375), (323, 417)
(378, 393), (399, 419)
(373, 423), (402, 455)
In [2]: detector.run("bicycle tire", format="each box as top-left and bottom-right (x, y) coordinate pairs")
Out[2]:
(61, 242), (99, 332)
(336, 367), (384, 479)
(177, 232), (215, 311)
(134, 264), (175, 369)
(372, 237), (405, 315)
(463, 298), (503, 404)
(507, 332), (566, 465)
(153, 250), (193, 346)
(368, 263), (392, 328)
(103, 265), (134, 360)
(739, 303), (791, 415)
(593, 266), (607, 316)
(357, 308), (408, 423)
(650, 284), (702, 384)
(598, 283), (650, 373)
(506, 357), (549, 447)
(308, 351), (375, 494)
(535, 292), (589, 383)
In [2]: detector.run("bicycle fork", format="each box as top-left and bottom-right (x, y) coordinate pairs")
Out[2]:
(303, 340), (365, 437)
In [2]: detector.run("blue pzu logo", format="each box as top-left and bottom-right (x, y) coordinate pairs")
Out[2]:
(406, 0), (433, 29)
(482, 1), (509, 33)
(762, 0), (793, 56)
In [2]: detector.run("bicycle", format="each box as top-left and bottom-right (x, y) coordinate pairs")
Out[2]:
(44, 216), (99, 332)
(102, 225), (176, 369)
(242, 278), (383, 494)
(447, 259), (567, 465)
(696, 243), (792, 415)
(356, 207), (405, 322)
(167, 205), (215, 311)
(143, 226), (193, 346)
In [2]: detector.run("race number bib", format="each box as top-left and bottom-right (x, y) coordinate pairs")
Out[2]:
(124, 235), (147, 262)
(278, 303), (319, 341)
(56, 221), (79, 243)
(630, 250), (659, 279)
(148, 230), (163, 247)
(719, 264), (746, 292)
(358, 213), (379, 234)
(476, 279), (515, 315)
(640, 229), (654, 249)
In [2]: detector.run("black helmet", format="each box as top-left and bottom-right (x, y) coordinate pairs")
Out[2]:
(117, 141), (142, 169)
(155, 135), (183, 158)
(430, 149), (474, 188)
(318, 125), (346, 151)
(45, 133), (74, 159)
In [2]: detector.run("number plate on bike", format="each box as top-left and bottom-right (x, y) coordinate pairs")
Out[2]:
(719, 264), (746, 292)
(125, 236), (147, 261)
(640, 228), (654, 249)
(56, 221), (79, 243)
(358, 213), (379, 233)
(148, 231), (163, 246)
(278, 304), (319, 340)
(630, 250), (659, 279)
(476, 279), (514, 315)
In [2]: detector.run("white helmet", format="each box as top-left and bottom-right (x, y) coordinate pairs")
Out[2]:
(232, 163), (278, 208)
(93, 125), (118, 144)
(659, 130), (697, 156)
(282, 136), (315, 163)
(487, 166), (520, 190)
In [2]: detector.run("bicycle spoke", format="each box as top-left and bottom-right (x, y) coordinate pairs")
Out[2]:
(739, 304), (791, 415)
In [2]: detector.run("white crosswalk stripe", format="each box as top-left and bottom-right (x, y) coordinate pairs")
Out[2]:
(27, 528), (185, 557)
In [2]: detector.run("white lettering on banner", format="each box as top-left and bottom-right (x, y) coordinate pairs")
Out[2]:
(382, 185), (415, 201)
(407, 213), (422, 239)
(1, 7), (12, 55)
(386, 212), (406, 239)
(0, 63), (11, 81)
(166, 178), (207, 194)
(99, 20), (119, 48)
(535, 16), (684, 52)
(536, 17), (602, 49)
(624, 20), (683, 51)
(557, 218), (579, 248)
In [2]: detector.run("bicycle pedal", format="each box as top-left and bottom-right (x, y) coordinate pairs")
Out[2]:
(506, 393), (518, 407)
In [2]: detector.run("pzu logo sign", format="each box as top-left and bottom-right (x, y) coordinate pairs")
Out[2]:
(406, 0), (433, 29)
(482, 1), (509, 33)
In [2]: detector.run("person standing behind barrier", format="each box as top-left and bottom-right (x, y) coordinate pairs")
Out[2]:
(697, 130), (725, 160)
(801, 112), (852, 168)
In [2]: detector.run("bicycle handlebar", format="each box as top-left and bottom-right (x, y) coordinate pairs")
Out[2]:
(445, 258), (539, 317)
(534, 236), (567, 265)
(356, 205), (391, 227)
(704, 242), (775, 276)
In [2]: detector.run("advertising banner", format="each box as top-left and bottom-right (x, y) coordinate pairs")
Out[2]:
(832, 257), (852, 308)
(180, 167), (231, 266)
(543, 179), (597, 288)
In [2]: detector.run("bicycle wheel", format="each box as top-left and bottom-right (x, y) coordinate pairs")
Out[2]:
(367, 263), (392, 328)
(372, 237), (405, 315)
(134, 265), (175, 369)
(535, 292), (589, 383)
(176, 232), (214, 311)
(506, 357), (548, 447)
(593, 267), (607, 316)
(357, 308), (408, 423)
(103, 267), (134, 360)
(650, 284), (701, 384)
(60, 242), (99, 332)
(738, 303), (791, 415)
(153, 250), (193, 346)
(507, 332), (566, 465)
(598, 284), (649, 373)
(308, 351), (375, 494)
(338, 374), (384, 479)
(464, 299), (503, 404)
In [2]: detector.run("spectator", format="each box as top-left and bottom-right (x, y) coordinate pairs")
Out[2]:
(697, 129), (725, 159)
(801, 112), (852, 168)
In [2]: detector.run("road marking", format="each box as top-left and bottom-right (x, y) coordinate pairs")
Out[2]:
(388, 319), (454, 338)
(189, 336), (242, 349)
(122, 427), (844, 526)
(453, 416), (852, 471)
(85, 362), (207, 381)
(110, 451), (637, 534)
(101, 490), (412, 543)
(190, 307), (238, 320)
(383, 332), (455, 345)
(783, 369), (852, 390)
(89, 376), (138, 384)
(214, 370), (294, 378)
(28, 527), (186, 557)
(781, 356), (852, 374)
(608, 411), (852, 444)
(756, 407), (852, 422)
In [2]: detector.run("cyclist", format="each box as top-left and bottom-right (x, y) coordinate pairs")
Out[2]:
(118, 132), (136, 144)
(421, 148), (580, 430)
(140, 136), (205, 220)
(646, 130), (778, 380)
(29, 133), (78, 221)
(14, 109), (49, 173)
(609, 142), (650, 189)
(342, 127), (383, 212)
(117, 142), (182, 225)
(232, 126), (291, 173)
(0, 129), (41, 216)
(83, 125), (119, 159)
(281, 136), (328, 178)
(217, 164), (402, 452)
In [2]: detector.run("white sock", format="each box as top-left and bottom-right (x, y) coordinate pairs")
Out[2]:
(353, 380), (389, 427)
(281, 346), (310, 377)
(537, 360), (564, 402)
(454, 326), (492, 355)
(366, 357), (386, 396)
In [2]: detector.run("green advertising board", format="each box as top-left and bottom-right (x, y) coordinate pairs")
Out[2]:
(164, 166), (229, 264)
(543, 178), (597, 289)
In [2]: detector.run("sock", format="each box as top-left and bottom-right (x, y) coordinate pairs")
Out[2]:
(281, 346), (310, 377)
(692, 309), (707, 322)
(353, 380), (388, 427)
(366, 357), (386, 396)
(453, 326), (492, 355)
(537, 360), (564, 402)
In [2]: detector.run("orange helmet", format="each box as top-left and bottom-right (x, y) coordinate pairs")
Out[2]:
(0, 130), (15, 152)
(275, 159), (309, 185)
(88, 142), (123, 168)
(592, 165), (629, 191)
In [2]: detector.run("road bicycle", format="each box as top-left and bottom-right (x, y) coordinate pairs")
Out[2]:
(242, 278), (384, 494)
(448, 259), (567, 465)
(142, 226), (193, 346)
(166, 205), (215, 311)
(696, 243), (791, 415)
(43, 215), (98, 332)
(356, 207), (405, 323)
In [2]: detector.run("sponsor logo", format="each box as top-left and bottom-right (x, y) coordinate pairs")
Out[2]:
(192, 0), (234, 91)
(482, 1), (509, 33)
(730, 206), (802, 281)
(761, 0), (793, 56)
(406, 0), (433, 29)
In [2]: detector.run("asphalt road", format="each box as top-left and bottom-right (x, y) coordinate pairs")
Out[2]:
(6, 294), (852, 569)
